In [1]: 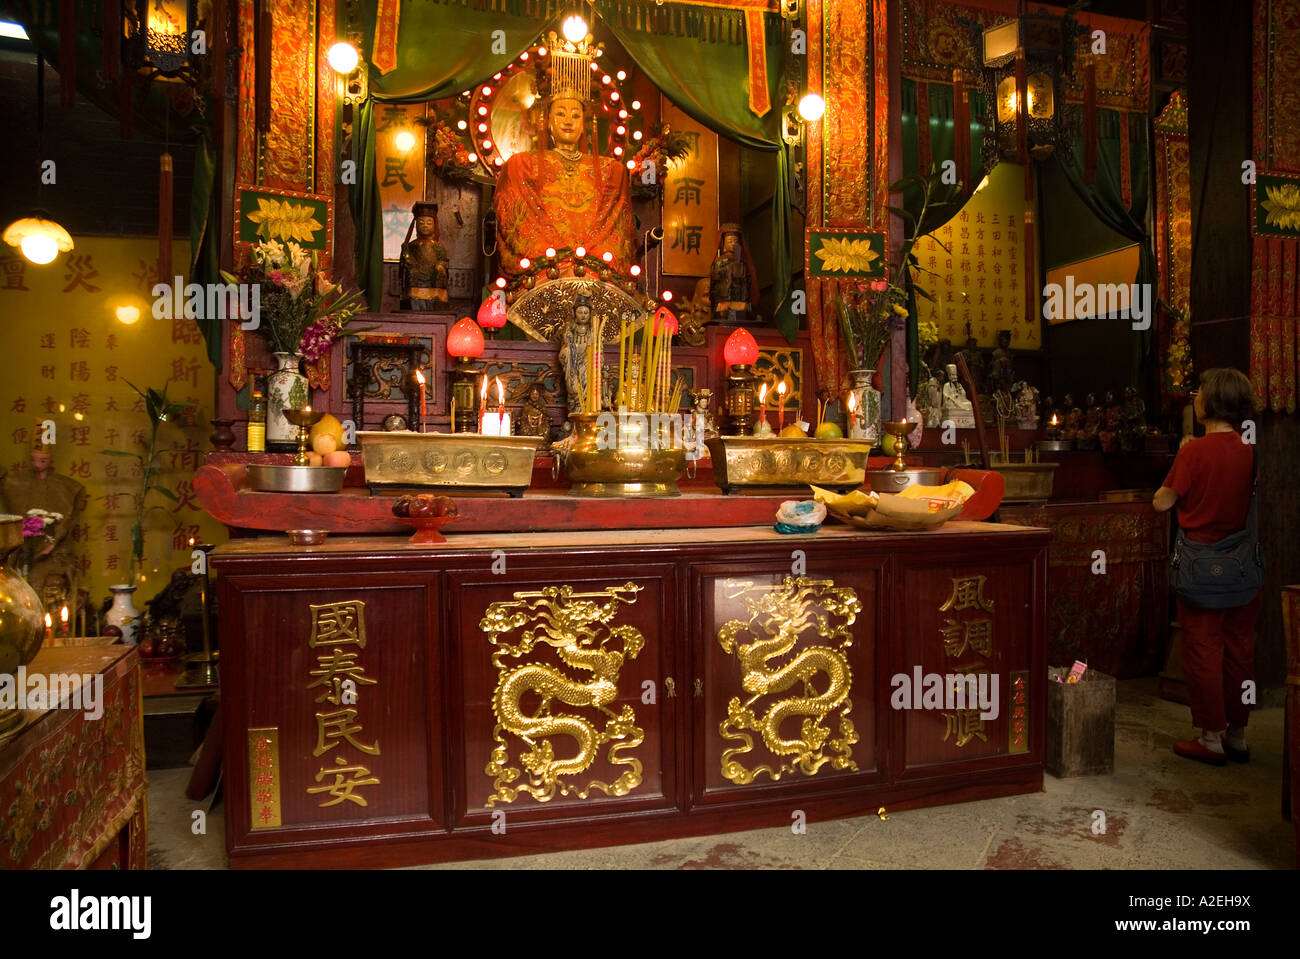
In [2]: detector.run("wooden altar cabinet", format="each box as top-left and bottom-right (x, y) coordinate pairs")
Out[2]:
(212, 521), (1048, 868)
(0, 646), (146, 869)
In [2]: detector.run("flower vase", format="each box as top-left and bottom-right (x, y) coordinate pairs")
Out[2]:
(266, 351), (310, 447)
(104, 584), (140, 645)
(848, 368), (881, 444)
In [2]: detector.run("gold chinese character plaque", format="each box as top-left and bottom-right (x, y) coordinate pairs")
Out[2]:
(247, 727), (282, 830)
(482, 583), (647, 806)
(716, 576), (860, 784)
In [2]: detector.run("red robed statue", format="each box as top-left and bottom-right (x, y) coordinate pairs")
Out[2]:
(494, 94), (634, 278)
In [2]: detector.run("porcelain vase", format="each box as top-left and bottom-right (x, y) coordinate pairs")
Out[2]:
(104, 584), (140, 645)
(848, 368), (881, 444)
(266, 351), (310, 447)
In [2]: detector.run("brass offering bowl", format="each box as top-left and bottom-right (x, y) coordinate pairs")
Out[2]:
(864, 419), (945, 494)
(562, 413), (687, 498)
(357, 431), (543, 497)
(706, 435), (874, 495)
(879, 419), (917, 471)
(246, 464), (347, 493)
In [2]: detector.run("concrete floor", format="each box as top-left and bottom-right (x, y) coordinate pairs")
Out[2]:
(146, 678), (1295, 869)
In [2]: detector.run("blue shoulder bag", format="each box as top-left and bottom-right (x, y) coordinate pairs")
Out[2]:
(1168, 447), (1264, 609)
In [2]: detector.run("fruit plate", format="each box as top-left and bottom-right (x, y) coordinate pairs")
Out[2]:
(396, 515), (457, 545)
(706, 436), (873, 495)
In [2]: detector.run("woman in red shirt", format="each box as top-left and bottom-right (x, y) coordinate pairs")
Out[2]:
(1153, 368), (1260, 766)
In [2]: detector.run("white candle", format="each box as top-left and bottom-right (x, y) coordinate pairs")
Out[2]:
(481, 412), (511, 436)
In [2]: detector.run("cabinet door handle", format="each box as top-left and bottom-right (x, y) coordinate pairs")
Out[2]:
(694, 678), (703, 697)
(664, 677), (676, 698)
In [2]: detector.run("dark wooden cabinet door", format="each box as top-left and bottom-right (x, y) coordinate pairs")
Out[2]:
(892, 550), (1046, 779)
(689, 552), (886, 807)
(221, 571), (444, 850)
(447, 560), (681, 828)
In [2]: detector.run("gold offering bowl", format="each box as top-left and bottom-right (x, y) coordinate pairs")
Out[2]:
(357, 431), (543, 497)
(283, 408), (326, 466)
(880, 419), (917, 472)
(563, 413), (688, 498)
(706, 436), (874, 495)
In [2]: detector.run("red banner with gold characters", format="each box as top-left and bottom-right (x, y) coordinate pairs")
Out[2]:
(372, 0), (402, 76)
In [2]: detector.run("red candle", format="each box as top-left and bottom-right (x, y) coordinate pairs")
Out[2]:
(777, 380), (787, 432)
(496, 376), (505, 418)
(415, 369), (427, 432)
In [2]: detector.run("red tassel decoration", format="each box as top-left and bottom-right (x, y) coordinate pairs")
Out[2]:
(59, 0), (75, 107)
(952, 70), (970, 190)
(158, 153), (174, 285)
(1014, 50), (1028, 166)
(1083, 55), (1097, 184)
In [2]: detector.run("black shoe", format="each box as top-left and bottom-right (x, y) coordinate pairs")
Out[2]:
(1223, 742), (1250, 763)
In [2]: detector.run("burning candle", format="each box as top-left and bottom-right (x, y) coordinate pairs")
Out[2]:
(415, 370), (427, 432)
(60, 605), (69, 636)
(305, 405), (312, 413)
(479, 375), (488, 433)
(777, 380), (787, 432)
(44, 612), (52, 639)
(757, 383), (768, 429)
(496, 377), (505, 418)
(847, 390), (858, 435)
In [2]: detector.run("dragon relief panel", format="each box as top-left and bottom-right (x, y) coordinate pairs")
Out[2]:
(482, 583), (646, 806)
(716, 576), (861, 784)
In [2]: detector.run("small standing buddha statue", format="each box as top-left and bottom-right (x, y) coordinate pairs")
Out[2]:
(400, 201), (449, 311)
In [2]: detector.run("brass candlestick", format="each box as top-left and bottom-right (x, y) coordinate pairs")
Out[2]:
(723, 364), (756, 436)
(179, 542), (219, 689)
(283, 408), (325, 465)
(881, 419), (917, 471)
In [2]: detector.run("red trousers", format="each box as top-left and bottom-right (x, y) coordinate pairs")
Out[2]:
(1177, 593), (1262, 732)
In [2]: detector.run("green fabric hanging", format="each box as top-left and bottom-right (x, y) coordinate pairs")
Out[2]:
(350, 98), (384, 313)
(189, 133), (222, 369)
(1056, 109), (1155, 381)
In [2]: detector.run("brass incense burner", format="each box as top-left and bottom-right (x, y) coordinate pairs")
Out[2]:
(357, 431), (543, 496)
(561, 413), (688, 497)
(706, 436), (873, 495)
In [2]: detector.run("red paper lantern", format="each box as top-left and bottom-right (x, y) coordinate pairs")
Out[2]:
(446, 317), (485, 358)
(723, 327), (758, 366)
(477, 292), (508, 330)
(654, 306), (678, 335)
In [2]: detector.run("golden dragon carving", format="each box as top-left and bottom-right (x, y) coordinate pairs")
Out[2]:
(717, 576), (860, 784)
(482, 583), (646, 806)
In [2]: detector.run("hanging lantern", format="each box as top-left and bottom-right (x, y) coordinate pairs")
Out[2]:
(125, 0), (200, 83)
(721, 328), (759, 436)
(477, 292), (508, 338)
(982, 10), (1078, 163)
(3, 213), (74, 265)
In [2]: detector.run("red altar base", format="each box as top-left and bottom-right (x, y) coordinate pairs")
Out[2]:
(214, 523), (1048, 868)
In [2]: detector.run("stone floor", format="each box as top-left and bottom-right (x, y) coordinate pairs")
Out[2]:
(146, 678), (1295, 869)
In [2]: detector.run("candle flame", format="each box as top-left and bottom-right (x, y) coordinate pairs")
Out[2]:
(777, 380), (787, 397)
(44, 613), (52, 627)
(60, 606), (68, 623)
(480, 376), (488, 399)
(1050, 413), (1059, 425)
(415, 369), (426, 385)
(495, 377), (504, 404)
(304, 405), (312, 413)
(847, 391), (858, 413)
(758, 383), (767, 403)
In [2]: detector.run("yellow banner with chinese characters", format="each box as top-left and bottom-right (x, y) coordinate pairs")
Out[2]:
(914, 163), (1037, 349)
(376, 102), (428, 263)
(0, 237), (227, 615)
(661, 99), (720, 277)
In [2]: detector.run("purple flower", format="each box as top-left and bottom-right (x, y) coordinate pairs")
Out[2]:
(22, 516), (44, 537)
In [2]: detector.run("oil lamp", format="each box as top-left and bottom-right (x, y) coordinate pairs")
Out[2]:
(446, 317), (485, 433)
(722, 327), (759, 436)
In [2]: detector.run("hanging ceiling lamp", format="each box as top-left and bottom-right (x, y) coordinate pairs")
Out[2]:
(124, 0), (200, 84)
(3, 213), (74, 265)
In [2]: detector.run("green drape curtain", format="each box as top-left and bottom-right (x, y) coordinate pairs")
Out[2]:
(189, 133), (221, 368)
(1055, 109), (1155, 382)
(354, 1), (794, 338)
(898, 78), (991, 391)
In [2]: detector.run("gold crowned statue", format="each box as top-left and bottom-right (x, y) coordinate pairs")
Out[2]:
(494, 31), (634, 281)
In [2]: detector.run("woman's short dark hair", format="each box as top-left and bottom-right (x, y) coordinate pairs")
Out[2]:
(1199, 367), (1255, 429)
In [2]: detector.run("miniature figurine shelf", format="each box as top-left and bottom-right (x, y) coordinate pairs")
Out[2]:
(213, 522), (1048, 868)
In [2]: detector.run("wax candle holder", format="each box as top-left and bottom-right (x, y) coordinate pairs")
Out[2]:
(283, 408), (325, 466)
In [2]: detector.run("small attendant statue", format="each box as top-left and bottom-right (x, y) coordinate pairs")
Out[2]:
(557, 293), (596, 424)
(688, 388), (717, 440)
(1061, 394), (1084, 440)
(1098, 391), (1123, 453)
(400, 201), (449, 311)
(917, 372), (943, 429)
(1079, 392), (1103, 449)
(1119, 386), (1147, 453)
(1013, 381), (1040, 430)
(940, 363), (976, 429)
(990, 330), (1015, 397)
(709, 225), (757, 325)
(0, 432), (87, 595)
(517, 382), (551, 443)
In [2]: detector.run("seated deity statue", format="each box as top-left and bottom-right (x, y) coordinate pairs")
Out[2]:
(940, 363), (976, 429)
(494, 92), (634, 279)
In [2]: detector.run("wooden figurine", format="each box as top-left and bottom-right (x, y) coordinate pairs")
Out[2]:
(709, 225), (757, 325)
(400, 201), (449, 310)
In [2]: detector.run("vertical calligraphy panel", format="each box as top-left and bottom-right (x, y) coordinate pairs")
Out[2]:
(376, 103), (429, 263)
(661, 99), (719, 277)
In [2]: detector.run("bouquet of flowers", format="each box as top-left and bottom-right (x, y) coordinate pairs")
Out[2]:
(629, 123), (695, 198)
(835, 279), (909, 370)
(19, 508), (62, 578)
(222, 240), (366, 359)
(418, 114), (478, 182)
